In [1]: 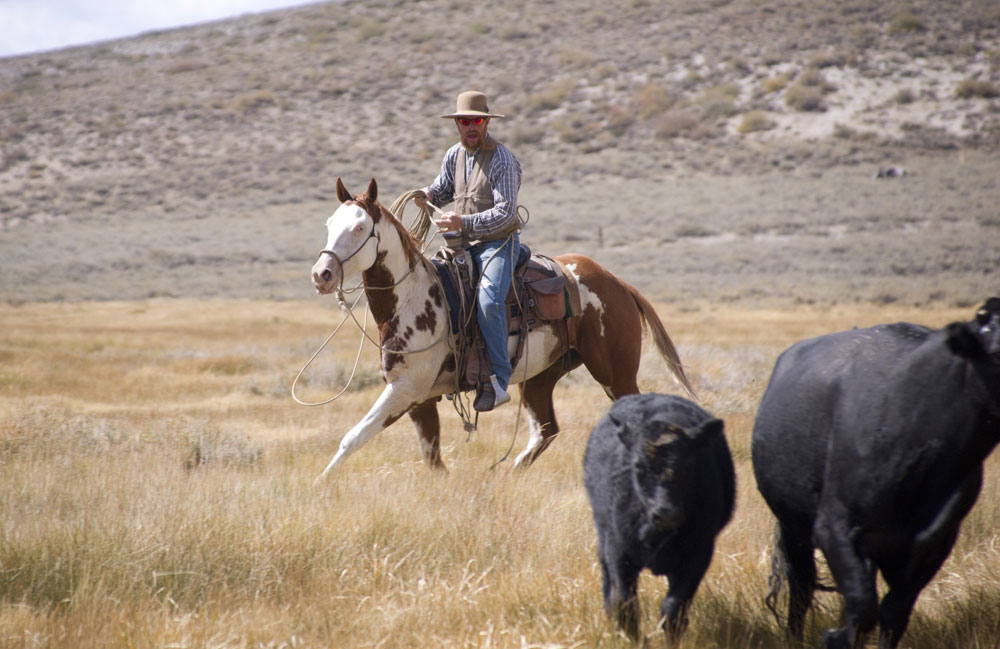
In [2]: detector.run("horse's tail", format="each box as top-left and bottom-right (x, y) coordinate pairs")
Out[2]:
(626, 283), (697, 399)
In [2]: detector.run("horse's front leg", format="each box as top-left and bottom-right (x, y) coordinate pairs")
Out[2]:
(315, 382), (421, 482)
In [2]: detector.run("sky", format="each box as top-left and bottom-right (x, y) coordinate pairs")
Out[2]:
(0, 0), (314, 58)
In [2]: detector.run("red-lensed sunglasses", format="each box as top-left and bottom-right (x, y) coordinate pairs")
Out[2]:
(457, 117), (485, 126)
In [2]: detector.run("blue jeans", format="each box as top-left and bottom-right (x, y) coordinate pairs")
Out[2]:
(471, 234), (518, 390)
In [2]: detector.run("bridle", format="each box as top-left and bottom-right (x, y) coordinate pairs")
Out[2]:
(317, 205), (427, 298)
(317, 211), (379, 289)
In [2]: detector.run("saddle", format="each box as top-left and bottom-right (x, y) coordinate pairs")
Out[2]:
(431, 244), (582, 393)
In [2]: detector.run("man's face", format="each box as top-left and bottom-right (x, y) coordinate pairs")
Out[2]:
(456, 117), (489, 149)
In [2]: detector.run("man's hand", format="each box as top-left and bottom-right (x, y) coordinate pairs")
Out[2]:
(413, 190), (428, 208)
(434, 212), (462, 234)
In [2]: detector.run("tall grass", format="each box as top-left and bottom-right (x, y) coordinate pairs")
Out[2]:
(1, 300), (997, 648)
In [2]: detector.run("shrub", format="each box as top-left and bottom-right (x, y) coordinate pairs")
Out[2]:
(602, 103), (635, 136)
(955, 79), (999, 99)
(894, 88), (916, 104)
(760, 75), (788, 94)
(498, 24), (532, 40)
(556, 46), (594, 69)
(698, 83), (741, 120)
(888, 11), (926, 35)
(633, 82), (675, 120)
(508, 123), (546, 146)
(807, 51), (845, 68)
(653, 108), (698, 139)
(231, 90), (277, 112)
(523, 79), (575, 113)
(165, 59), (208, 74)
(354, 19), (385, 41)
(738, 110), (775, 134)
(798, 67), (837, 93)
(785, 85), (826, 112)
(466, 21), (490, 36)
(554, 112), (596, 144)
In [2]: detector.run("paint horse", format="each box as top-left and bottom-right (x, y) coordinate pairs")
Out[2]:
(310, 178), (695, 480)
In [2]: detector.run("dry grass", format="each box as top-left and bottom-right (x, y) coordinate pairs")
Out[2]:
(2, 300), (998, 648)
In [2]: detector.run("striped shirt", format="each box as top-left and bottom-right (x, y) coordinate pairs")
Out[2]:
(426, 140), (522, 241)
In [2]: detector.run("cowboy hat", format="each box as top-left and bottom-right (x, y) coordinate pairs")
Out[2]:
(441, 90), (505, 119)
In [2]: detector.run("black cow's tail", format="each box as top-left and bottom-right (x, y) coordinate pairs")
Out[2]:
(764, 523), (787, 625)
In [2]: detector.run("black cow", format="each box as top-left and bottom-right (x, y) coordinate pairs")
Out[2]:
(584, 393), (735, 643)
(752, 298), (1000, 649)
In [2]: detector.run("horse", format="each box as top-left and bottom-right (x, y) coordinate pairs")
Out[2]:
(309, 178), (695, 479)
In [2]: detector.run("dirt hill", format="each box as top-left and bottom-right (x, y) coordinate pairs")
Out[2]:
(1, 0), (998, 306)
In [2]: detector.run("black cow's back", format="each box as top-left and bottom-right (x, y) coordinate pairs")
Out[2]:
(751, 323), (933, 528)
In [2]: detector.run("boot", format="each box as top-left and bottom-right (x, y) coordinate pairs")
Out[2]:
(473, 374), (511, 412)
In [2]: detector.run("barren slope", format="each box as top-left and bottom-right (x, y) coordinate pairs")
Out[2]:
(1, 0), (997, 305)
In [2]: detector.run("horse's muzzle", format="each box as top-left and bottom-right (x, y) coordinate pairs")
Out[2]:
(311, 252), (342, 295)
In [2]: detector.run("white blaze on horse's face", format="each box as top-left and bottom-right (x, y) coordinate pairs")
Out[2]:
(311, 202), (378, 295)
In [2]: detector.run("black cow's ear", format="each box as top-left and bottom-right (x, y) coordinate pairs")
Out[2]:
(605, 411), (630, 447)
(689, 418), (724, 447)
(945, 322), (985, 360)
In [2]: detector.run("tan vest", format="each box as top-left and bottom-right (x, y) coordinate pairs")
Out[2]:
(453, 137), (518, 243)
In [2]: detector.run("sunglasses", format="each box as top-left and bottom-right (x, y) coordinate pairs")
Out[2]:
(457, 117), (485, 126)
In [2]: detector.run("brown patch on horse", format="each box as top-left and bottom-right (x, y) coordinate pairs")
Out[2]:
(379, 315), (405, 374)
(364, 250), (399, 323)
(415, 298), (438, 334)
(429, 282), (443, 308)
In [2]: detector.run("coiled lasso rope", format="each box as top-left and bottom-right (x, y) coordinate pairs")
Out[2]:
(291, 190), (446, 407)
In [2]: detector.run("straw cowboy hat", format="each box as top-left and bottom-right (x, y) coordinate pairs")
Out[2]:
(441, 90), (505, 119)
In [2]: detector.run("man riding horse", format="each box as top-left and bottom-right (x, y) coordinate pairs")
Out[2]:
(414, 90), (521, 412)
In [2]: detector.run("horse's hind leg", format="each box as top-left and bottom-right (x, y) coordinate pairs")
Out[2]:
(408, 397), (446, 471)
(513, 353), (580, 468)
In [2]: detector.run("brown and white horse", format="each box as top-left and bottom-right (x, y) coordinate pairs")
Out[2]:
(310, 178), (695, 479)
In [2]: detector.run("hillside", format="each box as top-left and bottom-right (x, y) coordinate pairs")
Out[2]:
(1, 0), (998, 305)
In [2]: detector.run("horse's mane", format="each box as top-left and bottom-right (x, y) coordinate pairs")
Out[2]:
(375, 200), (424, 266)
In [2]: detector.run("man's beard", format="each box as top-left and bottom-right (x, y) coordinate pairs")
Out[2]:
(461, 131), (485, 151)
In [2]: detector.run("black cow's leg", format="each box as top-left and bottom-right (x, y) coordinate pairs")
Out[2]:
(778, 522), (817, 641)
(876, 588), (920, 649)
(604, 556), (641, 641)
(659, 549), (711, 642)
(877, 472), (982, 648)
(877, 526), (964, 648)
(815, 510), (878, 649)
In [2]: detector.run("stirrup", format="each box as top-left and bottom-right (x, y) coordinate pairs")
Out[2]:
(474, 374), (510, 412)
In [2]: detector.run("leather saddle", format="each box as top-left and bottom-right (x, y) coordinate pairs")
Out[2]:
(430, 244), (582, 393)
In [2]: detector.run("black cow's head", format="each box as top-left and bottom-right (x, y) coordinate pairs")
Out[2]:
(946, 297), (1000, 363)
(617, 412), (724, 540)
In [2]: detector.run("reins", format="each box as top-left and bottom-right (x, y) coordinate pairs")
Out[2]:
(290, 290), (368, 406)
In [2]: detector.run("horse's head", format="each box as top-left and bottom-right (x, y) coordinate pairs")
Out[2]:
(311, 178), (382, 295)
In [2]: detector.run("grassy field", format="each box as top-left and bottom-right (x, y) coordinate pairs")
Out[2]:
(2, 1), (998, 646)
(2, 299), (998, 649)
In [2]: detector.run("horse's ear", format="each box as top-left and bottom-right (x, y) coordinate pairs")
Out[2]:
(336, 178), (352, 204)
(366, 178), (378, 203)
